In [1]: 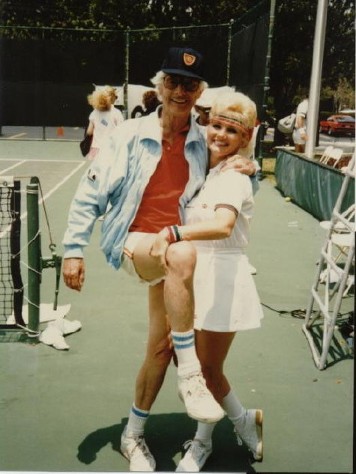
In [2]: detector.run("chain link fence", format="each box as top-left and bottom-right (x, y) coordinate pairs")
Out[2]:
(0, 0), (270, 139)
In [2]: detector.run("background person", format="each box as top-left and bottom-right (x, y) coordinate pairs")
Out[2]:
(85, 86), (124, 160)
(131, 90), (161, 118)
(150, 91), (264, 472)
(194, 103), (211, 126)
(292, 96), (308, 153)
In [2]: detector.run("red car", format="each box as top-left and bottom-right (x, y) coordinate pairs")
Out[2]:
(319, 114), (355, 136)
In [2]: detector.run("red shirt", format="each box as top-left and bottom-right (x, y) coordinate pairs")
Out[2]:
(129, 127), (189, 233)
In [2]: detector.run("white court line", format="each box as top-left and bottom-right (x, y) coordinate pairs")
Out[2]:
(1, 160), (87, 237)
(8, 133), (27, 139)
(0, 160), (27, 174)
(0, 158), (83, 163)
(23, 161), (87, 218)
(37, 161), (87, 206)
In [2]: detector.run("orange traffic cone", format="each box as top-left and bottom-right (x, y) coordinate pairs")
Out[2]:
(56, 126), (64, 137)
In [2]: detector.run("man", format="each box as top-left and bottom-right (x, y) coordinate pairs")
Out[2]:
(62, 47), (256, 471)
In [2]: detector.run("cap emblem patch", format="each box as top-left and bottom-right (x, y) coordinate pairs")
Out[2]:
(183, 53), (196, 67)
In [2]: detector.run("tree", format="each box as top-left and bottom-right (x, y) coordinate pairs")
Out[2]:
(323, 0), (355, 89)
(1, 0), (354, 121)
(270, 0), (355, 119)
(334, 78), (355, 111)
(0, 0), (255, 29)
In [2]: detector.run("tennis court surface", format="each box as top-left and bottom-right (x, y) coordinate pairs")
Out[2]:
(0, 140), (354, 473)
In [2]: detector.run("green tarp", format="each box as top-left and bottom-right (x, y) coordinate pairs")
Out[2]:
(275, 149), (354, 221)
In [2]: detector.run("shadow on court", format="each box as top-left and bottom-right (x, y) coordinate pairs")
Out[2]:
(77, 414), (256, 472)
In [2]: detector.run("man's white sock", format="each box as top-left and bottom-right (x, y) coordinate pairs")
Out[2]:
(171, 329), (201, 377)
(126, 403), (149, 436)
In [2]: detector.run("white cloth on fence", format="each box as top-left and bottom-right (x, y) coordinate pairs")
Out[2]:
(6, 303), (81, 350)
(7, 303), (71, 324)
(39, 318), (82, 350)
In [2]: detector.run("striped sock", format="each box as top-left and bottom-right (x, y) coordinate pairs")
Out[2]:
(171, 329), (201, 377)
(126, 403), (149, 436)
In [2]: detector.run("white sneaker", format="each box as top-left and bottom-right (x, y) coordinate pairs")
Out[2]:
(176, 439), (212, 472)
(234, 409), (263, 461)
(120, 427), (156, 471)
(178, 372), (224, 423)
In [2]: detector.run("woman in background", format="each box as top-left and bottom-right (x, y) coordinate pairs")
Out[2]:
(86, 86), (124, 160)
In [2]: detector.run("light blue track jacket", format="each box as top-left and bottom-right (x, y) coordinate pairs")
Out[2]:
(62, 109), (208, 270)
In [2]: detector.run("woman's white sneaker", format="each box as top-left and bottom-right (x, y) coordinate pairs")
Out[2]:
(120, 427), (156, 471)
(234, 408), (263, 461)
(178, 372), (224, 423)
(176, 439), (213, 472)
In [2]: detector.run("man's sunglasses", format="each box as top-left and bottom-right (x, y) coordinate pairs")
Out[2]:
(163, 75), (200, 92)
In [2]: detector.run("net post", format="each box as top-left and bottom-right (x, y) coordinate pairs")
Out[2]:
(26, 181), (41, 341)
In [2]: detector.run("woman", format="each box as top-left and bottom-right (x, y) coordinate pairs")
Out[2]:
(85, 86), (124, 160)
(150, 91), (264, 471)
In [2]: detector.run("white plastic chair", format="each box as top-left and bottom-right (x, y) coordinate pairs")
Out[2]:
(319, 204), (355, 296)
(329, 147), (344, 168)
(320, 204), (355, 233)
(319, 146), (334, 164)
(319, 146), (343, 167)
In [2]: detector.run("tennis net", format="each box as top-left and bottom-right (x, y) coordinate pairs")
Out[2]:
(0, 176), (25, 328)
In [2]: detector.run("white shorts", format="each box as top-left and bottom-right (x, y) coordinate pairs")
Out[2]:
(121, 232), (165, 286)
(292, 128), (306, 145)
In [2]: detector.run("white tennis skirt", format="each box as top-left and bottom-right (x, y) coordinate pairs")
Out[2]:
(193, 248), (264, 332)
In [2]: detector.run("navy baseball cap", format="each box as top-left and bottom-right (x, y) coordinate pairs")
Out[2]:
(161, 47), (205, 80)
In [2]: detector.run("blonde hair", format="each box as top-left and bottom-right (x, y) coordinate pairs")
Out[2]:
(87, 89), (111, 112)
(210, 91), (257, 158)
(104, 86), (118, 105)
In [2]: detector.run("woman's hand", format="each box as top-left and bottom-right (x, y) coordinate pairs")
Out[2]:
(221, 154), (257, 176)
(149, 230), (170, 272)
(299, 128), (308, 140)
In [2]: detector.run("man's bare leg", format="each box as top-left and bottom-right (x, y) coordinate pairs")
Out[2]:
(120, 282), (172, 472)
(135, 282), (173, 411)
(163, 241), (196, 332)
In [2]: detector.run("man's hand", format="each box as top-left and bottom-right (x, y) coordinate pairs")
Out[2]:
(221, 154), (257, 176)
(63, 258), (85, 291)
(149, 231), (170, 272)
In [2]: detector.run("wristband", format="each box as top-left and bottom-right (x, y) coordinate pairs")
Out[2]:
(164, 225), (182, 244)
(172, 225), (182, 242)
